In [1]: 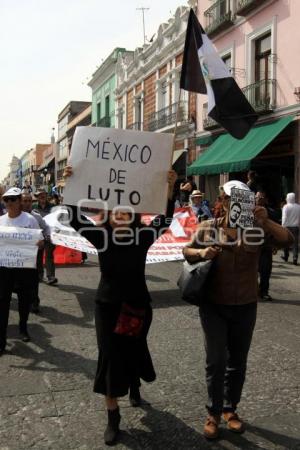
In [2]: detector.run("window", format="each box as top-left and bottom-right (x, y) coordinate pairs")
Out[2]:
(222, 54), (232, 73)
(161, 81), (167, 109)
(96, 102), (101, 124)
(255, 33), (271, 82)
(105, 96), (110, 118)
(255, 33), (271, 107)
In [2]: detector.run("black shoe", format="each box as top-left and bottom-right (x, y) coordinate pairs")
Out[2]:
(129, 386), (141, 407)
(19, 331), (31, 342)
(261, 294), (273, 301)
(104, 408), (121, 445)
(47, 277), (58, 285)
(281, 256), (288, 262)
(293, 260), (298, 266)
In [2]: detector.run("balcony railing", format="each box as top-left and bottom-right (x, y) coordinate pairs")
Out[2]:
(204, 0), (234, 38)
(127, 122), (143, 131)
(146, 101), (188, 132)
(242, 79), (276, 113)
(236, 0), (269, 16)
(97, 116), (111, 127)
(202, 103), (220, 130)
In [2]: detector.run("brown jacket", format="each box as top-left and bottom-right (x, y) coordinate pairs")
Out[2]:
(186, 217), (267, 305)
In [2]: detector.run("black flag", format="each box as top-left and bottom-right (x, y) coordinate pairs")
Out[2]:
(180, 9), (258, 140)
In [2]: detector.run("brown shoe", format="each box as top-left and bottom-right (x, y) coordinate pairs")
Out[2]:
(203, 415), (220, 439)
(223, 412), (245, 433)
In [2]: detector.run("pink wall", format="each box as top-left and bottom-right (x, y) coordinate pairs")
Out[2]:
(197, 0), (300, 131)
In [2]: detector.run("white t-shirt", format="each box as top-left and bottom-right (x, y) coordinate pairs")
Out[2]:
(0, 211), (40, 229)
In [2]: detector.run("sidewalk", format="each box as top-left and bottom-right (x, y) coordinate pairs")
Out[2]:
(0, 255), (299, 449)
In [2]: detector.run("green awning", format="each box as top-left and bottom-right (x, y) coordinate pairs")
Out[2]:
(196, 135), (215, 146)
(188, 116), (294, 176)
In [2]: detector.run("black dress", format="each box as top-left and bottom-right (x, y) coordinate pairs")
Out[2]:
(69, 202), (174, 397)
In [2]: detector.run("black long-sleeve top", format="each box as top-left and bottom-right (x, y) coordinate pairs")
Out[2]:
(68, 201), (175, 306)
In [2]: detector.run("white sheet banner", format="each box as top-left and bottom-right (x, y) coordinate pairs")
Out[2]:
(146, 243), (186, 264)
(44, 208), (98, 255)
(0, 226), (42, 268)
(50, 232), (98, 255)
(63, 126), (173, 214)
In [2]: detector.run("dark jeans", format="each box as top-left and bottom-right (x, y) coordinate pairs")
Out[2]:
(258, 247), (273, 296)
(284, 227), (299, 262)
(199, 302), (257, 416)
(0, 268), (38, 349)
(37, 241), (56, 279)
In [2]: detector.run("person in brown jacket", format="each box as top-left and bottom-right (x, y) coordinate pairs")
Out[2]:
(183, 180), (293, 440)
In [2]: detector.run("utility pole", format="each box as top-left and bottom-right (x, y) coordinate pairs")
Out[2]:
(136, 7), (149, 45)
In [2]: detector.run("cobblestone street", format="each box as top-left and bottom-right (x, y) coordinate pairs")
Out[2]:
(0, 255), (299, 450)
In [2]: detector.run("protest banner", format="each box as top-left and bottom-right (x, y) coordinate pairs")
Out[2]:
(229, 188), (255, 228)
(44, 206), (198, 263)
(145, 207), (198, 263)
(0, 226), (42, 268)
(51, 232), (98, 255)
(63, 126), (173, 214)
(44, 208), (98, 256)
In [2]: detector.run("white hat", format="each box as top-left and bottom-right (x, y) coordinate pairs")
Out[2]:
(2, 187), (22, 198)
(190, 190), (203, 198)
(223, 180), (250, 196)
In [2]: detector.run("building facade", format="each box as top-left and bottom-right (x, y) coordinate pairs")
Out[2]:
(56, 101), (91, 193)
(8, 156), (21, 187)
(88, 48), (133, 128)
(115, 1), (198, 181)
(20, 150), (31, 188)
(192, 0), (300, 203)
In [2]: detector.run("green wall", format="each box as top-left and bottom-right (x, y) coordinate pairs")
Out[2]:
(92, 74), (116, 127)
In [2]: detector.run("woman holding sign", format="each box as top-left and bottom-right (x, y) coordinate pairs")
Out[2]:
(64, 165), (177, 445)
(183, 180), (293, 440)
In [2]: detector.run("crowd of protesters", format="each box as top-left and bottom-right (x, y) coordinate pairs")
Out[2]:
(0, 170), (298, 445)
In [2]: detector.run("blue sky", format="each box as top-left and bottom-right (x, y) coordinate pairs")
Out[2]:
(0, 0), (187, 181)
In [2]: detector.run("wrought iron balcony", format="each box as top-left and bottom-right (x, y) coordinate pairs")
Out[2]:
(127, 122), (143, 131)
(236, 0), (269, 16)
(242, 79), (276, 113)
(97, 116), (111, 127)
(202, 103), (220, 130)
(204, 0), (234, 38)
(146, 101), (188, 132)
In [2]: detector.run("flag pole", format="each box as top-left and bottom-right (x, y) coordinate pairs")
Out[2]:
(165, 88), (183, 213)
(170, 88), (183, 167)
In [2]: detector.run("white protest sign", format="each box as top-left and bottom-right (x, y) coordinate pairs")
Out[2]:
(229, 188), (255, 228)
(63, 127), (173, 214)
(0, 226), (42, 268)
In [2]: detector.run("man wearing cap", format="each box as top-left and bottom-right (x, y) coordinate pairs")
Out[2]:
(190, 190), (212, 222)
(21, 192), (51, 312)
(183, 180), (293, 440)
(33, 189), (57, 285)
(0, 188), (43, 355)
